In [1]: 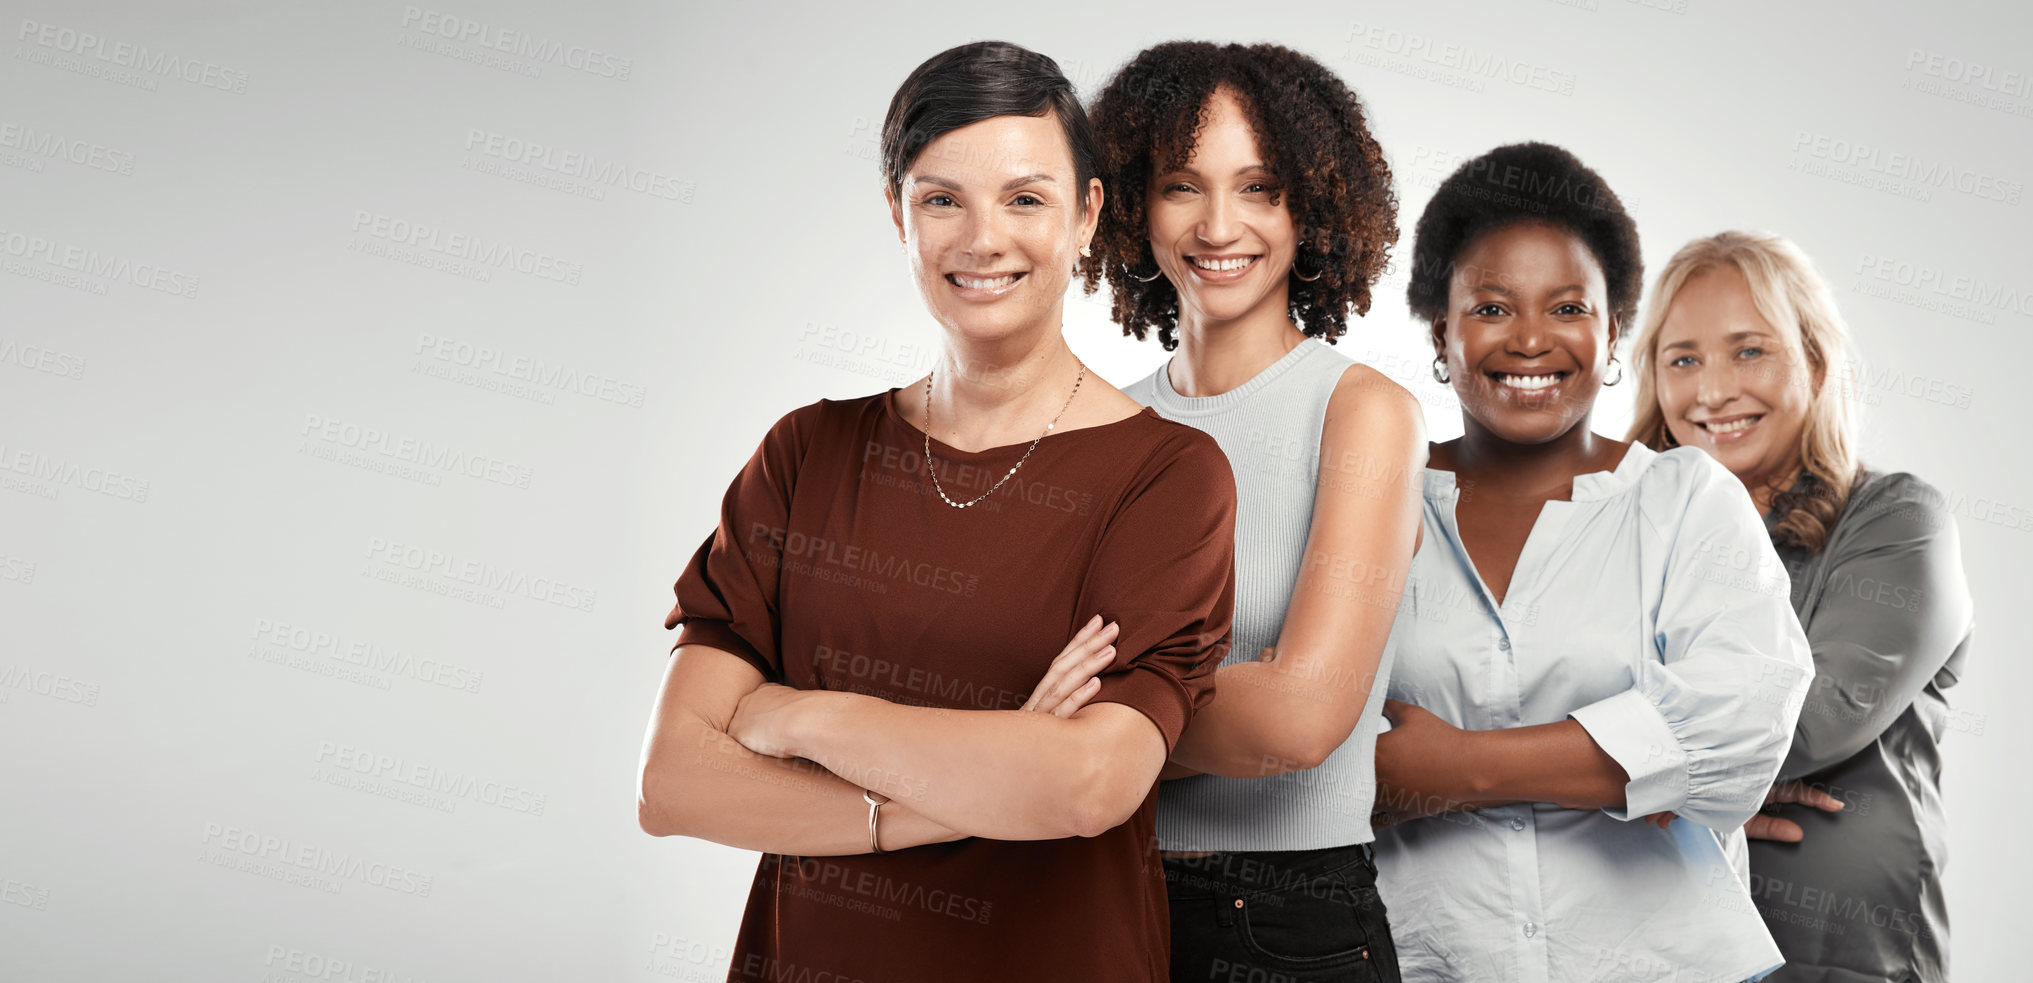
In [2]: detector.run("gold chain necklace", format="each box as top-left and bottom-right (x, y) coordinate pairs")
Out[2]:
(921, 360), (1085, 509)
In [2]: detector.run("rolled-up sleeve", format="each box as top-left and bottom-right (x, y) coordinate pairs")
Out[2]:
(1779, 473), (1974, 780)
(1077, 428), (1239, 754)
(663, 401), (824, 680)
(1570, 451), (1813, 830)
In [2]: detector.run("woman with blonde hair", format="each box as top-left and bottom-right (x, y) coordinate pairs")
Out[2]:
(1628, 230), (1975, 982)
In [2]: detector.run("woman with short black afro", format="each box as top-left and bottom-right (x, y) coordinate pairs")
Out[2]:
(1045, 40), (1426, 981)
(1367, 139), (1814, 982)
(1403, 140), (1642, 334)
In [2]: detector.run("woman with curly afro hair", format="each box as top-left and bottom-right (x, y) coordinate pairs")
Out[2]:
(1046, 40), (1425, 981)
(1367, 141), (1814, 982)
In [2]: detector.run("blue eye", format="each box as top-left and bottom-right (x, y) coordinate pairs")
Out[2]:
(924, 194), (955, 207)
(1737, 346), (1765, 359)
(1669, 354), (1698, 368)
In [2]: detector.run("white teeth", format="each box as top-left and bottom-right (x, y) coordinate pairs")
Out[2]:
(1191, 256), (1254, 271)
(954, 273), (1017, 290)
(1704, 417), (1759, 434)
(1496, 373), (1560, 390)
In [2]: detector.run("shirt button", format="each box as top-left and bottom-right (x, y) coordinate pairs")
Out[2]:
(1497, 637), (1511, 650)
(1523, 922), (1539, 938)
(1510, 817), (1527, 831)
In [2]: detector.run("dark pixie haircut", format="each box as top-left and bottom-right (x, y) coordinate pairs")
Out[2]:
(1406, 141), (1642, 330)
(1080, 41), (1399, 351)
(880, 41), (1101, 205)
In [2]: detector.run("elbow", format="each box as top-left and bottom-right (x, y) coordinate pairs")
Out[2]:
(1064, 749), (1149, 839)
(636, 761), (688, 838)
(1249, 734), (1335, 776)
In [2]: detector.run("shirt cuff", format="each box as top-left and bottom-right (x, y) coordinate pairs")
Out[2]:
(1569, 688), (1687, 819)
(671, 618), (775, 681)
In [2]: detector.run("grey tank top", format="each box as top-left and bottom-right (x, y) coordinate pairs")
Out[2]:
(1122, 337), (1395, 852)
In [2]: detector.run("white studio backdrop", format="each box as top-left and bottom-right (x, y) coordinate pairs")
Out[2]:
(1, 0), (2026, 979)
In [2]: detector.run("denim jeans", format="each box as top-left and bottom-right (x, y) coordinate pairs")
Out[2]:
(1165, 842), (1401, 983)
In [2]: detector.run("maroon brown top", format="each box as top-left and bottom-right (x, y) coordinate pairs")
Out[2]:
(665, 386), (1237, 982)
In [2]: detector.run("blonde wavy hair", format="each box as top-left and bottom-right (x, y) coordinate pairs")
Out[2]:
(1626, 230), (1861, 553)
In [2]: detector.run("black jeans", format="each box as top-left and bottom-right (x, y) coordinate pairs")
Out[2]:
(1165, 842), (1400, 983)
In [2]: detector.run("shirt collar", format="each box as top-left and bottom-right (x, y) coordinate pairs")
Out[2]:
(1423, 440), (1659, 502)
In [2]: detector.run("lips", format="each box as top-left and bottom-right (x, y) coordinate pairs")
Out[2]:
(945, 271), (1025, 299)
(1184, 254), (1259, 282)
(1694, 414), (1763, 443)
(1483, 368), (1567, 402)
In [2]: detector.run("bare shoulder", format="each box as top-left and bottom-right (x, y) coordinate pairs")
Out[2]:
(1324, 362), (1425, 442)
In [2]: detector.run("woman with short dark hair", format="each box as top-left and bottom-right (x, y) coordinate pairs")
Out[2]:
(636, 41), (1239, 982)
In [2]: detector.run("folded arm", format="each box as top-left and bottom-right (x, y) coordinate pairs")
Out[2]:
(1169, 370), (1426, 777)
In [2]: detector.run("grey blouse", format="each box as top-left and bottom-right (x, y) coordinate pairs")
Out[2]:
(1751, 469), (1976, 982)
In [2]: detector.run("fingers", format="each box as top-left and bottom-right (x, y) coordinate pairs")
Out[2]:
(1049, 676), (1103, 718)
(1745, 813), (1806, 842)
(1768, 781), (1845, 813)
(1023, 618), (1118, 713)
(1381, 699), (1408, 725)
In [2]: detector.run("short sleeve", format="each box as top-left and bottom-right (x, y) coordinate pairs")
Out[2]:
(1779, 472), (1975, 779)
(1077, 426), (1238, 753)
(662, 400), (826, 680)
(1568, 449), (1814, 830)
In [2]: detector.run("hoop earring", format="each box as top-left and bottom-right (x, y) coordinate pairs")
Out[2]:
(1293, 239), (1324, 282)
(1128, 263), (1162, 284)
(1603, 356), (1624, 386)
(1431, 357), (1450, 385)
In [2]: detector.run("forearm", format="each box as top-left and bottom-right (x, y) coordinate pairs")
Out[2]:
(641, 715), (962, 854)
(1169, 659), (1371, 777)
(1458, 720), (1630, 809)
(786, 691), (1158, 840)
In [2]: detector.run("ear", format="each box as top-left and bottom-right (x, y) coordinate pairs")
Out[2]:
(1077, 177), (1104, 255)
(1428, 315), (1448, 360)
(885, 186), (906, 244)
(1607, 314), (1622, 361)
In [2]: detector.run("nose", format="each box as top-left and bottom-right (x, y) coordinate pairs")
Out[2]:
(1693, 359), (1741, 409)
(1196, 193), (1241, 248)
(962, 205), (1008, 261)
(1505, 312), (1553, 360)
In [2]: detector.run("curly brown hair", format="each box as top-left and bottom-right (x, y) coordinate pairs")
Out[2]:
(1079, 41), (1399, 350)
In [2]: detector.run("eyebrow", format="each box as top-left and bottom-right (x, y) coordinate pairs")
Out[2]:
(913, 173), (1060, 192)
(1660, 330), (1771, 351)
(1160, 164), (1273, 177)
(1468, 283), (1588, 297)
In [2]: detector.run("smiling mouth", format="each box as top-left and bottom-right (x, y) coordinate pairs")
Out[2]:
(947, 272), (1024, 291)
(1189, 255), (1258, 272)
(1491, 371), (1568, 391)
(1698, 415), (1762, 436)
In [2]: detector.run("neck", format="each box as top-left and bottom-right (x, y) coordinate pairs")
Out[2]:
(924, 318), (1079, 451)
(1746, 461), (1805, 515)
(1449, 413), (1607, 498)
(1168, 291), (1306, 397)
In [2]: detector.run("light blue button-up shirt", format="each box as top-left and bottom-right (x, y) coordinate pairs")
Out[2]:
(1373, 441), (1815, 983)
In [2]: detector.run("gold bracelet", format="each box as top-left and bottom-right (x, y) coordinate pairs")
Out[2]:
(863, 789), (888, 854)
